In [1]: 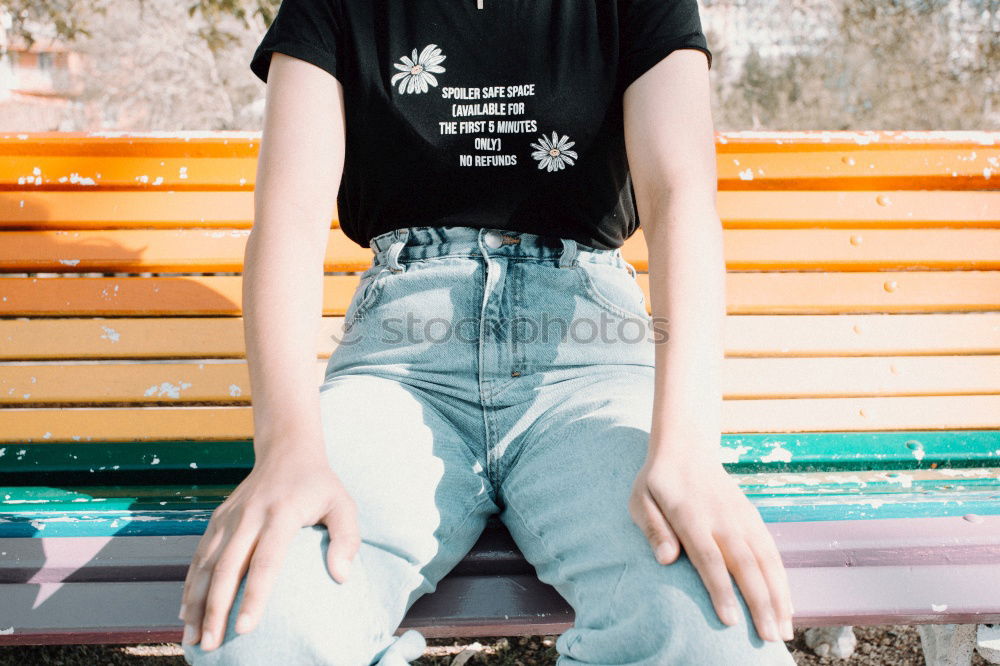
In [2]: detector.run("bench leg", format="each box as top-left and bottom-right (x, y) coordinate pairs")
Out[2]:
(978, 624), (1000, 664)
(803, 626), (857, 658)
(918, 623), (978, 666)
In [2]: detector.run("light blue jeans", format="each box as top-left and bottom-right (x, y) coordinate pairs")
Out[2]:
(184, 225), (796, 665)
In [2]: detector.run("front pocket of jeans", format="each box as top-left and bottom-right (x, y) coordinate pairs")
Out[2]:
(344, 268), (387, 329)
(573, 263), (649, 322)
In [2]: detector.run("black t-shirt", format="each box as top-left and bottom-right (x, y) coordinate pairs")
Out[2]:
(250, 0), (712, 250)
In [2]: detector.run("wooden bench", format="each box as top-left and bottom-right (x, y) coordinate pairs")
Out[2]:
(1, 130), (999, 664)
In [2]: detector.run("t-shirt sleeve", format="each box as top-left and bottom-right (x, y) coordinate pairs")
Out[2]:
(618, 0), (713, 92)
(249, 0), (342, 84)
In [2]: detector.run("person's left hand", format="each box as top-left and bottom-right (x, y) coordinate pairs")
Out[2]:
(628, 449), (795, 643)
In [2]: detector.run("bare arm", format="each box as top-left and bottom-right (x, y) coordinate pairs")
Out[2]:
(245, 51), (345, 450)
(623, 49), (795, 644)
(179, 52), (361, 653)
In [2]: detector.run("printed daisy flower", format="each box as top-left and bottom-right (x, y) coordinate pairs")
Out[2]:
(530, 131), (578, 172)
(390, 44), (446, 94)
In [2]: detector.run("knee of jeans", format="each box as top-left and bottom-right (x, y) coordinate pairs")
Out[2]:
(589, 554), (793, 665)
(181, 527), (391, 666)
(181, 605), (386, 666)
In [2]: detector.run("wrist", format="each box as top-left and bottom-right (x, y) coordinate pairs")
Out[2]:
(646, 424), (724, 463)
(252, 423), (327, 463)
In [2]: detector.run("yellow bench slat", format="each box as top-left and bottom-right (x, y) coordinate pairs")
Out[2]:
(3, 355), (998, 405)
(2, 394), (998, 442)
(3, 313), (999, 360)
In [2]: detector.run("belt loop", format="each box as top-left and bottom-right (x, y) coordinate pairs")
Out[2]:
(386, 228), (409, 272)
(558, 238), (578, 268)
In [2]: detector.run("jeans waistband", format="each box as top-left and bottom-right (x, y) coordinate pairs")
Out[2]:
(368, 226), (625, 272)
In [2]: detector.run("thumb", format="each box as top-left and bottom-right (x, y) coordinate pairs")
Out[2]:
(321, 501), (361, 584)
(638, 489), (681, 565)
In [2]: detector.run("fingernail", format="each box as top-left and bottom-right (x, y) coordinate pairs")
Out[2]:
(654, 542), (673, 564)
(766, 617), (780, 642)
(723, 603), (741, 626)
(201, 630), (215, 650)
(334, 557), (351, 581)
(181, 623), (196, 645)
(178, 603), (186, 621)
(235, 613), (252, 633)
(783, 617), (794, 640)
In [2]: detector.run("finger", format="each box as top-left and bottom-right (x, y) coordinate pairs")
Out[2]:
(180, 518), (222, 621)
(635, 489), (681, 565)
(717, 533), (782, 643)
(675, 526), (745, 629)
(198, 521), (260, 651)
(323, 498), (361, 583)
(180, 519), (229, 644)
(234, 517), (300, 635)
(748, 529), (795, 640)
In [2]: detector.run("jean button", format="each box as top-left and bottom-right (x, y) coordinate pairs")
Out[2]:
(483, 230), (503, 249)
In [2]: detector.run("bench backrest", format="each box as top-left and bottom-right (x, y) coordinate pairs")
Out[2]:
(1, 130), (998, 497)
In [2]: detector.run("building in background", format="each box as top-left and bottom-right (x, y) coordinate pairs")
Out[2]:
(0, 10), (85, 131)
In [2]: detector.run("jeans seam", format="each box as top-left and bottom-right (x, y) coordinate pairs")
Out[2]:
(502, 494), (567, 592)
(422, 492), (497, 583)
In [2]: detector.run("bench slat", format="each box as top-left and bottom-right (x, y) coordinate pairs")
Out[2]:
(3, 562), (998, 645)
(0, 157), (255, 190)
(4, 468), (997, 513)
(4, 355), (999, 405)
(3, 514), (1000, 639)
(2, 272), (998, 315)
(2, 396), (999, 442)
(3, 131), (997, 190)
(3, 314), (999, 360)
(4, 487), (1000, 538)
(2, 431), (997, 474)
(3, 228), (1000, 272)
(3, 190), (997, 229)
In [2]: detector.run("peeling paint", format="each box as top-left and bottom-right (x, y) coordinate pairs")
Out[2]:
(718, 444), (752, 463)
(760, 444), (792, 463)
(144, 381), (193, 399)
(100, 325), (120, 343)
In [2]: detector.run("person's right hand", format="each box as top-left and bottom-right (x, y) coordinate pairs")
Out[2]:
(178, 434), (360, 652)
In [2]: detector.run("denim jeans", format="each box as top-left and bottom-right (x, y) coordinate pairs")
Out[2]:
(184, 225), (796, 665)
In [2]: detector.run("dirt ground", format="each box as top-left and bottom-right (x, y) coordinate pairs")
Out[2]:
(0, 624), (994, 665)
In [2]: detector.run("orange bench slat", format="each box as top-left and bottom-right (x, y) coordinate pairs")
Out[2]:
(3, 313), (999, 360)
(3, 355), (998, 405)
(3, 228), (999, 273)
(2, 394), (998, 442)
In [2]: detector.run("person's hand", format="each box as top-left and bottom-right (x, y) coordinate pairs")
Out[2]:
(628, 447), (794, 643)
(178, 435), (360, 652)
